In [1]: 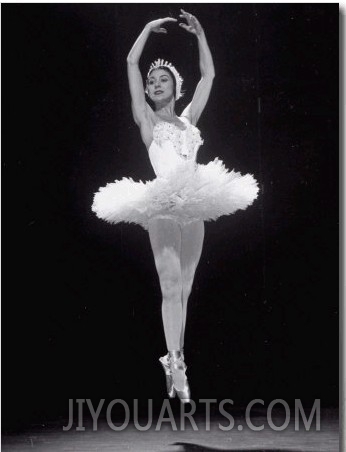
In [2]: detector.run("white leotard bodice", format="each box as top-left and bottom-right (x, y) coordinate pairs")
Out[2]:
(148, 116), (203, 178)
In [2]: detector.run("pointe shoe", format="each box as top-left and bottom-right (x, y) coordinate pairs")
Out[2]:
(169, 350), (191, 404)
(159, 354), (176, 399)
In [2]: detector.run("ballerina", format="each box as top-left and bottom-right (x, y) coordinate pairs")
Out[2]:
(92, 10), (259, 403)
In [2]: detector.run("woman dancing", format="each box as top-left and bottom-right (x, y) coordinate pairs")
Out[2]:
(92, 10), (259, 403)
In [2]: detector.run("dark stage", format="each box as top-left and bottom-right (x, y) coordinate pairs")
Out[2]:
(2, 3), (339, 450)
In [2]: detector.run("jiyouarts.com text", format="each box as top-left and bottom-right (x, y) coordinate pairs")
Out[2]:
(63, 398), (321, 432)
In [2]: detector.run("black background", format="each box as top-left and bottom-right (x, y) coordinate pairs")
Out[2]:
(2, 3), (339, 429)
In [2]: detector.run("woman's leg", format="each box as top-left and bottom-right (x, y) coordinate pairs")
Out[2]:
(180, 221), (205, 349)
(148, 218), (182, 351)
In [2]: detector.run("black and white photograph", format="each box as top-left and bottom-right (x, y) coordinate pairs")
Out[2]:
(2, 3), (341, 451)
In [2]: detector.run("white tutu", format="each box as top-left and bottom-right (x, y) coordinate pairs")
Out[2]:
(92, 118), (259, 230)
(92, 158), (259, 230)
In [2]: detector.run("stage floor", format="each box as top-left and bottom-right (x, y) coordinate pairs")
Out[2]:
(2, 408), (339, 451)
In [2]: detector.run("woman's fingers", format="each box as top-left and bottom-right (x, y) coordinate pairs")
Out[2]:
(179, 23), (195, 34)
(180, 9), (192, 19)
(161, 17), (177, 23)
(179, 7), (200, 34)
(152, 26), (167, 34)
(151, 17), (176, 34)
(179, 9), (197, 27)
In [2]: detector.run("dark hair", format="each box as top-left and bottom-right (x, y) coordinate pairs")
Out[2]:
(146, 66), (177, 99)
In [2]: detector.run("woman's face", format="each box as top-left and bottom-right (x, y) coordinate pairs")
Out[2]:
(147, 69), (175, 103)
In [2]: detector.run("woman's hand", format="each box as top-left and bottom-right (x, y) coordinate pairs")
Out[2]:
(179, 9), (203, 36)
(147, 17), (177, 34)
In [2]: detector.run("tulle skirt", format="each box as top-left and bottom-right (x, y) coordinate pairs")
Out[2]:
(92, 158), (259, 230)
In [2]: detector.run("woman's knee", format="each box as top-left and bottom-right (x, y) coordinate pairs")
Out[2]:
(161, 277), (182, 304)
(156, 252), (182, 302)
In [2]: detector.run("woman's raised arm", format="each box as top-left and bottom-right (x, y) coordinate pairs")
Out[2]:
(179, 10), (215, 126)
(127, 18), (177, 126)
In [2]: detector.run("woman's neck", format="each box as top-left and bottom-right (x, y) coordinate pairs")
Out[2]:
(155, 98), (176, 119)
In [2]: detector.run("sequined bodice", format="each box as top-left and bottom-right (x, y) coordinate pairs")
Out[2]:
(148, 117), (203, 178)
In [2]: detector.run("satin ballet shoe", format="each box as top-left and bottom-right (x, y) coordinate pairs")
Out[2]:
(159, 354), (176, 399)
(169, 350), (191, 404)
